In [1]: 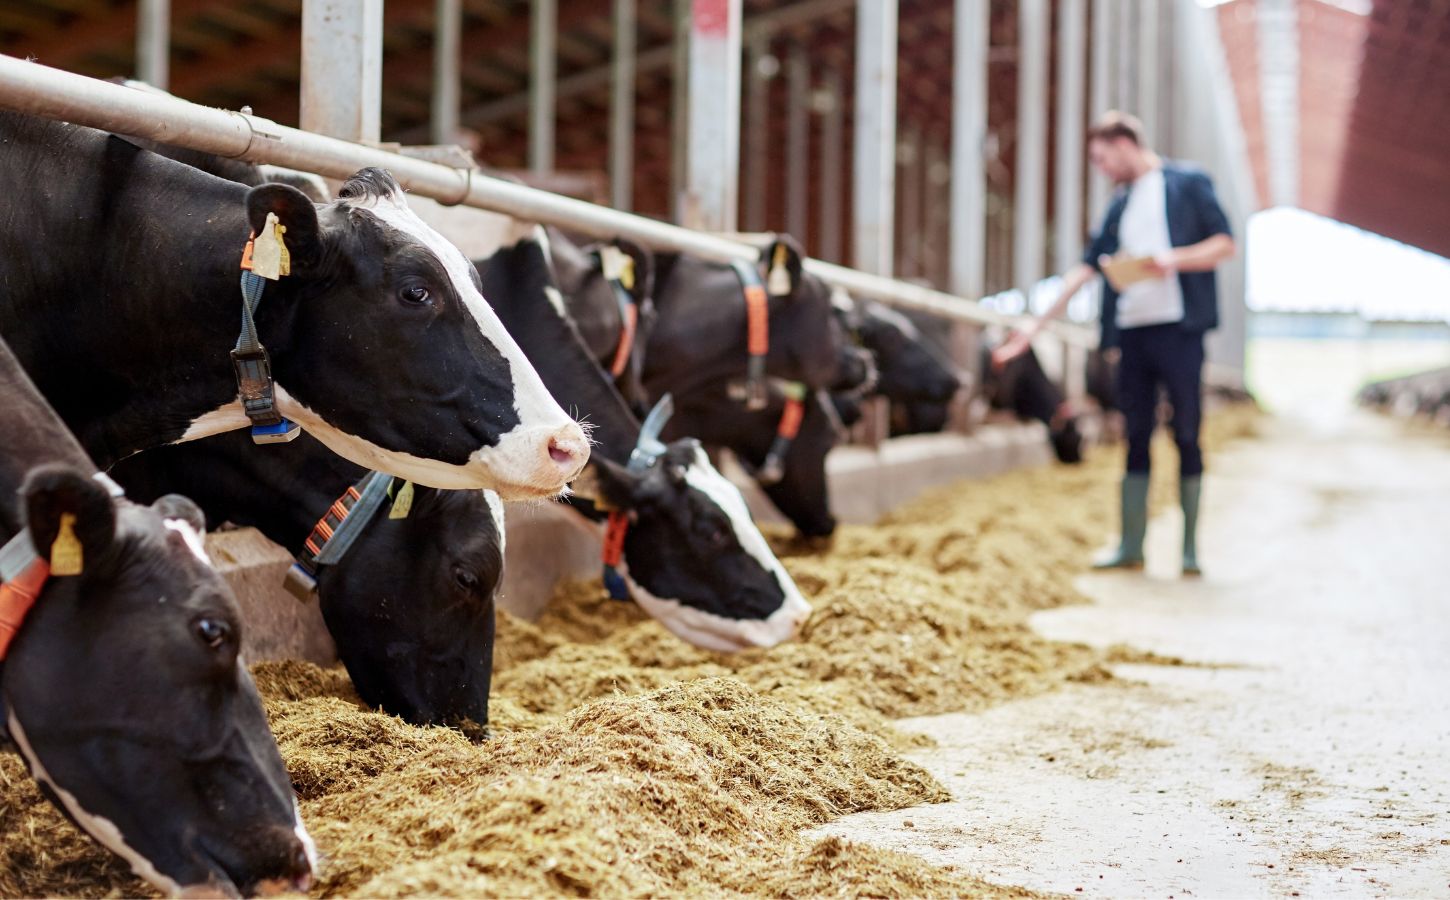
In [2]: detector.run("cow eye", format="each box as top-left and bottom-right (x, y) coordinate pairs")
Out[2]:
(453, 568), (479, 592)
(399, 284), (431, 306)
(706, 523), (731, 549)
(194, 617), (231, 650)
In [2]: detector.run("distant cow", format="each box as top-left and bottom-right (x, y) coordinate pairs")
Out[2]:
(983, 344), (1086, 464)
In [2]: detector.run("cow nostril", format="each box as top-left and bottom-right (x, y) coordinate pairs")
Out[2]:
(548, 439), (576, 464)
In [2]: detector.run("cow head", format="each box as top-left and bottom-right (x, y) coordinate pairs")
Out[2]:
(1, 465), (312, 898)
(313, 486), (504, 732)
(244, 169), (589, 498)
(854, 300), (961, 415)
(572, 441), (811, 652)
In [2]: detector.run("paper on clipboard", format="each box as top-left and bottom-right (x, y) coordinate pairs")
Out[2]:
(1099, 254), (1161, 292)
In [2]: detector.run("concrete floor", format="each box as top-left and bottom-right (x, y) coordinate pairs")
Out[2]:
(815, 411), (1450, 898)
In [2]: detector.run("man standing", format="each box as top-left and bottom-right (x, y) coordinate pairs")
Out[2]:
(993, 111), (1235, 575)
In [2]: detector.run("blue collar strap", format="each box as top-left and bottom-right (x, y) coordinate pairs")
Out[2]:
(604, 393), (674, 600)
(235, 224), (300, 445)
(283, 471), (394, 601)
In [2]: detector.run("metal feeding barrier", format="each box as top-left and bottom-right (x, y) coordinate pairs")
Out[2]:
(0, 54), (1095, 348)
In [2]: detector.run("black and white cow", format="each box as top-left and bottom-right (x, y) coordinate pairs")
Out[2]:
(644, 237), (847, 403)
(0, 111), (587, 496)
(983, 344), (1086, 464)
(833, 297), (963, 436)
(478, 233), (812, 651)
(0, 339), (314, 897)
(110, 433), (504, 732)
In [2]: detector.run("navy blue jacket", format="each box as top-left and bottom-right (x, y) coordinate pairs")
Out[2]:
(1084, 161), (1232, 349)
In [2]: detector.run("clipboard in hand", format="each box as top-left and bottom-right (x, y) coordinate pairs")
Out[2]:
(1099, 254), (1161, 292)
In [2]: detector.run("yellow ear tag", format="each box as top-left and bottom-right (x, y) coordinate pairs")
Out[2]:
(50, 512), (84, 576)
(250, 212), (285, 280)
(767, 243), (791, 296)
(274, 221), (291, 277)
(388, 481), (415, 520)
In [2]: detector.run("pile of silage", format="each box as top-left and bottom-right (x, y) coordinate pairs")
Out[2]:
(0, 407), (1257, 898)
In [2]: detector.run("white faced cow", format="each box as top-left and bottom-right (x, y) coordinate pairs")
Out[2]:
(0, 111), (587, 498)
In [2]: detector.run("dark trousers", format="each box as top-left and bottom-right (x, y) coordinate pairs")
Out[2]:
(1116, 323), (1204, 477)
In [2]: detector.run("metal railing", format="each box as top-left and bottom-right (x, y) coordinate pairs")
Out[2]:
(0, 55), (1096, 348)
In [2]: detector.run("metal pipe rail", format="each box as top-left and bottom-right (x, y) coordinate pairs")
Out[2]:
(0, 56), (1096, 347)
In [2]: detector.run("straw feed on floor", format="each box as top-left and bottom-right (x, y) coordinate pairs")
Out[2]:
(0, 407), (1257, 898)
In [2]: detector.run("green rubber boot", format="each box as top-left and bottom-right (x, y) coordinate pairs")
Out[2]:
(1094, 474), (1149, 570)
(1181, 475), (1202, 577)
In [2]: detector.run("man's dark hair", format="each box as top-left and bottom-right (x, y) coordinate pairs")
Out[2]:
(1087, 111), (1146, 147)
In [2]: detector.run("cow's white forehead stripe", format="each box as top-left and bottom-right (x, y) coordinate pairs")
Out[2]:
(483, 490), (506, 554)
(681, 447), (809, 613)
(7, 710), (186, 897)
(164, 519), (210, 564)
(348, 195), (565, 440)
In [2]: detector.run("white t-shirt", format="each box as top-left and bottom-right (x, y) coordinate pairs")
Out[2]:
(1114, 167), (1184, 329)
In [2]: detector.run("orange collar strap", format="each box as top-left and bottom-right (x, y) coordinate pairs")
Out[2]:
(0, 557), (49, 660)
(601, 511), (631, 600)
(729, 260), (770, 410)
(756, 382), (808, 486)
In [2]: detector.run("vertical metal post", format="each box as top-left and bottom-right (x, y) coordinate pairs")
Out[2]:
(1087, 0), (1113, 219)
(1115, 0), (1135, 113)
(670, 0), (690, 217)
(1136, 0), (1158, 147)
(530, 0), (557, 174)
(949, 0), (988, 299)
(898, 127), (922, 278)
(742, 35), (771, 231)
(431, 0), (461, 145)
(923, 139), (949, 286)
(853, 0), (898, 275)
(682, 0), (742, 231)
(1054, 0), (1087, 274)
(1013, 0), (1048, 292)
(136, 0), (170, 90)
(785, 42), (811, 241)
(610, 0), (637, 210)
(817, 66), (845, 263)
(301, 0), (382, 142)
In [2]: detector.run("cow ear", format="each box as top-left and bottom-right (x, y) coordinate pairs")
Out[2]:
(246, 183), (322, 268)
(761, 235), (805, 298)
(22, 464), (118, 573)
(152, 494), (207, 534)
(570, 459), (639, 512)
(614, 238), (655, 305)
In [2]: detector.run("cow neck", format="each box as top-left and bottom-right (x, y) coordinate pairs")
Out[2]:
(643, 253), (759, 404)
(0, 114), (260, 467)
(111, 431), (365, 556)
(477, 241), (641, 463)
(0, 341), (111, 665)
(0, 342), (103, 535)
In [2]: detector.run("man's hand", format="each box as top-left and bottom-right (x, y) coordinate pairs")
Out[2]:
(1142, 249), (1179, 278)
(991, 330), (1034, 371)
